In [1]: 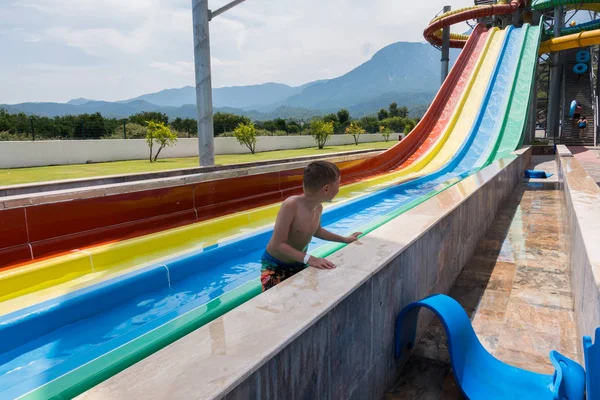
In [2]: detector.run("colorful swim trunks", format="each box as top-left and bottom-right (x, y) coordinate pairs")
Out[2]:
(260, 251), (307, 291)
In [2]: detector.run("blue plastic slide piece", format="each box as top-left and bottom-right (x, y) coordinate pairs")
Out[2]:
(584, 328), (600, 400)
(394, 294), (585, 400)
(524, 170), (553, 179)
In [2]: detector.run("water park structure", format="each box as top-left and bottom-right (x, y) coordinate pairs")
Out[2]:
(0, 1), (600, 399)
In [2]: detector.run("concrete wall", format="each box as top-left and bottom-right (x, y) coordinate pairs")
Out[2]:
(81, 148), (531, 400)
(0, 134), (394, 169)
(556, 145), (600, 351)
(0, 150), (381, 199)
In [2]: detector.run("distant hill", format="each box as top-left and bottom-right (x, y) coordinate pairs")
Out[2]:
(272, 41), (456, 111)
(67, 98), (94, 105)
(118, 80), (330, 109)
(5, 41), (458, 120)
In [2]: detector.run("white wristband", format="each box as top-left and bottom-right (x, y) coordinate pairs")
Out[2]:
(303, 253), (311, 264)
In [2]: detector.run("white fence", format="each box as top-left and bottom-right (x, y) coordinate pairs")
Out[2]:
(0, 134), (396, 169)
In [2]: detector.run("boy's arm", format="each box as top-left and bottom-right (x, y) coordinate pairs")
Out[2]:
(314, 225), (361, 243)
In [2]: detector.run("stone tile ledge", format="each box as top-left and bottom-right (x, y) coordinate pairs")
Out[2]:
(556, 145), (600, 346)
(0, 150), (381, 210)
(555, 144), (574, 158)
(79, 148), (530, 400)
(556, 146), (600, 285)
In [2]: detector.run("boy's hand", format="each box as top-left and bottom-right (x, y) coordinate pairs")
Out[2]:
(308, 256), (336, 270)
(344, 232), (362, 243)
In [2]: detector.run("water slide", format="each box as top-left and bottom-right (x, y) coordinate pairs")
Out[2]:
(0, 25), (493, 309)
(0, 23), (541, 399)
(0, 25), (491, 270)
(534, 0), (600, 53)
(424, 0), (522, 48)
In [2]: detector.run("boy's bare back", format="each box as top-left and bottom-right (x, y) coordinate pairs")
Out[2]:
(266, 196), (322, 264)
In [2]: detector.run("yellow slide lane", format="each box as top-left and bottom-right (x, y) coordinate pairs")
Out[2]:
(0, 28), (505, 316)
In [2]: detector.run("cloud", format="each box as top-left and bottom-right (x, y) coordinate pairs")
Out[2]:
(150, 61), (194, 77)
(1, 0), (474, 103)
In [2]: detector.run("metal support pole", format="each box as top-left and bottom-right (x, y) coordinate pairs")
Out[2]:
(192, 0), (215, 166)
(441, 5), (451, 85)
(210, 0), (247, 20)
(30, 117), (35, 141)
(547, 6), (565, 143)
(123, 120), (127, 139)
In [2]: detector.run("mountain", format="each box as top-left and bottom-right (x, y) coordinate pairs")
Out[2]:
(67, 98), (94, 105)
(3, 41), (459, 120)
(270, 42), (458, 111)
(121, 81), (328, 109)
(3, 100), (170, 118)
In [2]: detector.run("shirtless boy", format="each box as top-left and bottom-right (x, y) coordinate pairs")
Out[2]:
(261, 161), (362, 291)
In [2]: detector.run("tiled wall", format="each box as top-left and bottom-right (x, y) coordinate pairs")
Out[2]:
(556, 146), (600, 350)
(222, 151), (531, 399)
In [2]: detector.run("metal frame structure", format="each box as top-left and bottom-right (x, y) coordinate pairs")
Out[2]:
(192, 0), (248, 166)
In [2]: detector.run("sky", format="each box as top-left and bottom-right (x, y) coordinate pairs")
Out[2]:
(0, 0), (474, 104)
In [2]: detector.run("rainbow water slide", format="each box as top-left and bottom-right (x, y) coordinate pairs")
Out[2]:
(0, 21), (542, 399)
(0, 24), (493, 310)
(0, 26), (490, 272)
(534, 0), (600, 53)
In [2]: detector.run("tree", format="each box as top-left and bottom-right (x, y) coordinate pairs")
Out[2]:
(405, 119), (416, 133)
(123, 123), (147, 139)
(146, 121), (178, 162)
(170, 117), (197, 137)
(380, 117), (406, 133)
(274, 118), (287, 132)
(337, 109), (350, 124)
(287, 120), (301, 134)
(310, 118), (334, 149)
(129, 112), (168, 126)
(213, 112), (251, 135)
(73, 113), (107, 139)
(171, 117), (185, 132)
(379, 125), (393, 142)
(399, 106), (409, 118)
(345, 122), (366, 145)
(378, 108), (389, 121)
(358, 116), (380, 133)
(233, 122), (258, 154)
(389, 102), (400, 117)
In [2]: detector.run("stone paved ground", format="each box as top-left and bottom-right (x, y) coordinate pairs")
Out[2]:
(387, 156), (579, 399)
(570, 146), (600, 187)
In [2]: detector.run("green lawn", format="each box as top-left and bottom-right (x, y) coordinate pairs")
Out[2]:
(0, 141), (396, 186)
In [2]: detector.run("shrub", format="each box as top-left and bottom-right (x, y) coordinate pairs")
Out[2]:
(380, 117), (406, 133)
(310, 119), (334, 149)
(233, 122), (258, 154)
(379, 125), (393, 142)
(0, 131), (30, 141)
(345, 122), (366, 145)
(146, 121), (178, 162)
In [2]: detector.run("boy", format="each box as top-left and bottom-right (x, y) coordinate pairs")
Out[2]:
(261, 161), (362, 291)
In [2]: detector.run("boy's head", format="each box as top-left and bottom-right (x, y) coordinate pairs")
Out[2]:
(303, 161), (341, 200)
